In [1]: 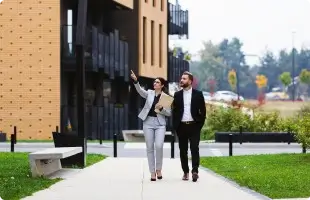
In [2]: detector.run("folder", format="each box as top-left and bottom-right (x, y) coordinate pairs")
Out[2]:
(155, 93), (174, 113)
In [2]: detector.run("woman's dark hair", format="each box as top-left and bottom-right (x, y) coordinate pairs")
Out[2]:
(155, 77), (168, 93)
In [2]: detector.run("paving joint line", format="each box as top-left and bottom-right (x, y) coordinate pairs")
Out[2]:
(141, 159), (145, 200)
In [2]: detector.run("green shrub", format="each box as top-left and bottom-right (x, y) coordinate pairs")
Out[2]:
(297, 104), (310, 117)
(294, 113), (310, 149)
(201, 124), (214, 140)
(252, 111), (283, 132)
(278, 117), (297, 133)
(206, 107), (252, 132)
(202, 104), (310, 148)
(202, 107), (290, 139)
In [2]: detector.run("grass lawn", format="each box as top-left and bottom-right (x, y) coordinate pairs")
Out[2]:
(0, 152), (105, 200)
(206, 100), (307, 118)
(245, 100), (306, 117)
(201, 153), (310, 199)
(5, 139), (120, 143)
(4, 140), (131, 144)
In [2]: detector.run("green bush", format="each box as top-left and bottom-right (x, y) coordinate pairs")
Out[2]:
(206, 107), (252, 133)
(294, 113), (310, 149)
(202, 107), (290, 139)
(202, 105), (310, 149)
(252, 111), (284, 132)
(201, 125), (214, 140)
(297, 104), (310, 117)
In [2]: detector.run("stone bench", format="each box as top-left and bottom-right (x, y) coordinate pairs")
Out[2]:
(29, 147), (82, 177)
(122, 130), (172, 142)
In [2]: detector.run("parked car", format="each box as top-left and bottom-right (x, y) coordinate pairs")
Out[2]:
(213, 91), (244, 101)
(265, 92), (289, 100)
(202, 91), (213, 101)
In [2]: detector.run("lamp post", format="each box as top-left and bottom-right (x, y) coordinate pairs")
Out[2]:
(75, 0), (88, 167)
(292, 31), (296, 101)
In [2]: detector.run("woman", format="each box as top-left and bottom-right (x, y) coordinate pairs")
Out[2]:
(130, 70), (171, 181)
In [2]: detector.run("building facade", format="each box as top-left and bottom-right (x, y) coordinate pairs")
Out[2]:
(0, 0), (188, 140)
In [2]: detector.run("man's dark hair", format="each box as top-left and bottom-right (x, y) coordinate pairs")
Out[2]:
(182, 71), (194, 82)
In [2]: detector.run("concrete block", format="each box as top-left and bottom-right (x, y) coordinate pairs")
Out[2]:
(28, 147), (82, 177)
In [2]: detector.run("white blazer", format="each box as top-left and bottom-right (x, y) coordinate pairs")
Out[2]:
(134, 82), (171, 125)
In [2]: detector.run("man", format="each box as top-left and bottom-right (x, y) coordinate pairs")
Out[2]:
(172, 71), (206, 182)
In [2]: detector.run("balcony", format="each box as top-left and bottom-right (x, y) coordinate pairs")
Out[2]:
(168, 52), (189, 83)
(168, 3), (189, 37)
(113, 0), (133, 9)
(61, 25), (129, 81)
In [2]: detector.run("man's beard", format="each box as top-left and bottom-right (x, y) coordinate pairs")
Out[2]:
(180, 82), (189, 88)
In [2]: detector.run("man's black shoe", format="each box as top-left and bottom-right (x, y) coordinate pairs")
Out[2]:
(192, 173), (199, 182)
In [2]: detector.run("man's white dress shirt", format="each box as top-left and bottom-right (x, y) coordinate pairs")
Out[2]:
(181, 87), (194, 122)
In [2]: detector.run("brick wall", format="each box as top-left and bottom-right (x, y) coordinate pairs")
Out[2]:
(0, 0), (60, 139)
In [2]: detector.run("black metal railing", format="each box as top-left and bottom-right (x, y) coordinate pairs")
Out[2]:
(61, 103), (129, 140)
(168, 3), (189, 37)
(168, 52), (189, 83)
(61, 25), (129, 80)
(98, 30), (129, 81)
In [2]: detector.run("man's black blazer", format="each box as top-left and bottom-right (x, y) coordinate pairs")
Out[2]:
(172, 88), (207, 130)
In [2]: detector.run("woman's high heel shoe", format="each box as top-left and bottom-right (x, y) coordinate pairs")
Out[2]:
(156, 170), (162, 180)
(151, 173), (156, 181)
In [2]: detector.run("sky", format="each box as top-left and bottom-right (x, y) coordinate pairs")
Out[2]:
(169, 0), (310, 65)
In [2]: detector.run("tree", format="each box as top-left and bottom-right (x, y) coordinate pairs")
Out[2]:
(279, 72), (292, 88)
(297, 48), (310, 74)
(299, 69), (310, 85)
(277, 49), (292, 74)
(191, 38), (255, 97)
(299, 69), (310, 97)
(191, 38), (310, 99)
(255, 75), (268, 89)
(191, 41), (226, 92)
(218, 38), (255, 98)
(255, 75), (268, 105)
(258, 51), (279, 91)
(228, 69), (237, 91)
(218, 38), (245, 91)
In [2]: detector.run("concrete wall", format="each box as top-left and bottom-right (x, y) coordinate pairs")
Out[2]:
(0, 0), (60, 139)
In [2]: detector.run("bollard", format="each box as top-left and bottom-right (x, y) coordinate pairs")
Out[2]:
(287, 132), (291, 145)
(10, 134), (15, 152)
(239, 126), (243, 145)
(170, 132), (175, 159)
(56, 126), (59, 133)
(13, 126), (17, 144)
(113, 133), (117, 157)
(229, 134), (233, 156)
(302, 145), (306, 154)
(99, 127), (102, 145)
(287, 128), (291, 145)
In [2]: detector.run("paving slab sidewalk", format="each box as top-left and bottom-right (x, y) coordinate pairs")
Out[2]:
(22, 157), (270, 200)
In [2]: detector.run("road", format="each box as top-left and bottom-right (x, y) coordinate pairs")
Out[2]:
(0, 142), (305, 157)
